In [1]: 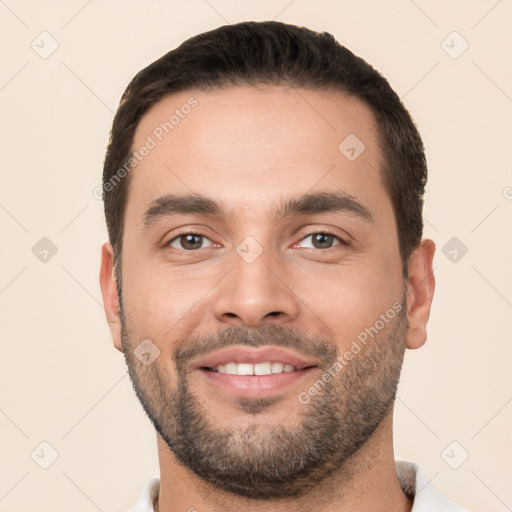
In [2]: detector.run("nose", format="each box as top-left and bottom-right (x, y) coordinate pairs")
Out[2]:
(211, 243), (300, 329)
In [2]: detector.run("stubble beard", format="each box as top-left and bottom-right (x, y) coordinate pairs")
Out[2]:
(121, 301), (407, 499)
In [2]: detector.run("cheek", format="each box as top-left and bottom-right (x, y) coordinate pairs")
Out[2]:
(291, 256), (402, 349)
(120, 260), (216, 340)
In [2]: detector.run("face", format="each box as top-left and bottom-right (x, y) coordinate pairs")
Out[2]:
(100, 85), (434, 498)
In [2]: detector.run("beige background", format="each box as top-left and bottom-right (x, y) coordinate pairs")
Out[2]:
(1, 1), (511, 511)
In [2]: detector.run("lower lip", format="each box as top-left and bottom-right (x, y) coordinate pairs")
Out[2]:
(199, 367), (316, 398)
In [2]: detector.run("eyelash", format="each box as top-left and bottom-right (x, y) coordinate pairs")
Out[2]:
(164, 230), (349, 252)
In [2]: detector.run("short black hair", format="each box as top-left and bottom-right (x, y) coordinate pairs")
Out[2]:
(102, 21), (427, 280)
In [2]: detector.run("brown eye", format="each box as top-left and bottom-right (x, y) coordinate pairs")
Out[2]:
(312, 233), (335, 248)
(298, 232), (343, 249)
(168, 234), (209, 250)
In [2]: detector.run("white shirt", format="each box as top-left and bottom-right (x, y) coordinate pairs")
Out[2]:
(127, 460), (468, 511)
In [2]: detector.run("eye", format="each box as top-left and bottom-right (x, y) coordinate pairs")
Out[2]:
(167, 233), (214, 251)
(297, 232), (346, 249)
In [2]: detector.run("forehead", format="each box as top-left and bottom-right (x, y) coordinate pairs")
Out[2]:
(126, 85), (388, 222)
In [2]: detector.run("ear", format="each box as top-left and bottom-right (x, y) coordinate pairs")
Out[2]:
(99, 241), (123, 352)
(404, 238), (436, 350)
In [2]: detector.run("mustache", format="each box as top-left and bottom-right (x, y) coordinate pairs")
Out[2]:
(174, 323), (338, 368)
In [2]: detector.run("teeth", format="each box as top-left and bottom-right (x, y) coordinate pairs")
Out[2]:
(237, 363), (254, 375)
(271, 362), (284, 373)
(254, 362), (272, 375)
(224, 362), (237, 374)
(211, 362), (297, 375)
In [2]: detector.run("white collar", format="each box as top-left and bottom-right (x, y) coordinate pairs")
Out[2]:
(395, 460), (468, 511)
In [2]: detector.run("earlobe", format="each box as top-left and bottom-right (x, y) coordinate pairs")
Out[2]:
(404, 238), (436, 350)
(99, 241), (123, 352)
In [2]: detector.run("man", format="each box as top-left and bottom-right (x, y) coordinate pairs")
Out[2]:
(99, 21), (467, 511)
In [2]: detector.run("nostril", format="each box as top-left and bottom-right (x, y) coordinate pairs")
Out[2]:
(266, 311), (281, 317)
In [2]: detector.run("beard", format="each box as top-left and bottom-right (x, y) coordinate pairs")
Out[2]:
(120, 298), (407, 499)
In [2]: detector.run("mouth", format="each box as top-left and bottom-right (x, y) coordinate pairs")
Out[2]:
(206, 361), (302, 375)
(193, 346), (319, 398)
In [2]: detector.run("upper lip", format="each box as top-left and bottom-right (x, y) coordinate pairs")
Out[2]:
(192, 346), (319, 371)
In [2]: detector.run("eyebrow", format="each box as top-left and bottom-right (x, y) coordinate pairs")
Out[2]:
(275, 190), (373, 222)
(142, 190), (373, 229)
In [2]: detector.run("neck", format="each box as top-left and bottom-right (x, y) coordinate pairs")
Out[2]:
(155, 410), (412, 512)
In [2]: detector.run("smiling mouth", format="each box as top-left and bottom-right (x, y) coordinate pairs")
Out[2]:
(193, 345), (320, 398)
(203, 361), (316, 375)
(199, 363), (318, 399)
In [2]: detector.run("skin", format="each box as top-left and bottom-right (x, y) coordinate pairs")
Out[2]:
(100, 85), (435, 512)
